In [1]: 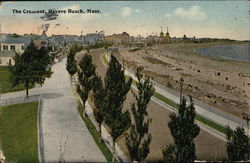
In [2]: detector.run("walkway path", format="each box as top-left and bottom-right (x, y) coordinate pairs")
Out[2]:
(0, 58), (106, 162)
(40, 58), (105, 162)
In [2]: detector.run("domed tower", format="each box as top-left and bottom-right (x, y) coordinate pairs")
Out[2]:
(165, 27), (171, 43)
(160, 26), (164, 38)
(165, 27), (169, 37)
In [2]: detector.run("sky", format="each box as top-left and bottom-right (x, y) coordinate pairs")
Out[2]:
(0, 1), (249, 40)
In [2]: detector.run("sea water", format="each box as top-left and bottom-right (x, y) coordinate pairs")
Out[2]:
(196, 43), (250, 62)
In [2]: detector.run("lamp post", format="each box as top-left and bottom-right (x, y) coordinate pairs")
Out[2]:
(179, 78), (184, 105)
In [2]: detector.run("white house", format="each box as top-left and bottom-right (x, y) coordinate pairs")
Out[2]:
(0, 43), (25, 54)
(0, 35), (31, 54)
(0, 50), (15, 66)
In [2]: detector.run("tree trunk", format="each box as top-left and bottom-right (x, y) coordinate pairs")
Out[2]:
(112, 138), (116, 162)
(99, 122), (102, 143)
(26, 80), (29, 97)
(83, 101), (86, 117)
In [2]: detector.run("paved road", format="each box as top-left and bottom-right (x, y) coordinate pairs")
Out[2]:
(1, 58), (106, 162)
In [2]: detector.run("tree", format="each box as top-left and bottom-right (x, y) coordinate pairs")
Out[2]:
(126, 67), (155, 161)
(92, 75), (105, 143)
(162, 97), (200, 163)
(66, 46), (77, 80)
(77, 53), (96, 116)
(226, 126), (250, 161)
(103, 55), (132, 162)
(10, 41), (53, 96)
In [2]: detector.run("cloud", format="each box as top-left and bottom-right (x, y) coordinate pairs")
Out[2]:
(174, 5), (207, 20)
(121, 7), (132, 17)
(40, 9), (59, 21)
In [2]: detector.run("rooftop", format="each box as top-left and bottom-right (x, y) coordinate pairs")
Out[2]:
(1, 35), (31, 45)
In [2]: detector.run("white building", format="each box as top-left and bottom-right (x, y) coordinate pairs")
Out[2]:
(0, 35), (31, 54)
(0, 43), (25, 54)
(0, 50), (15, 66)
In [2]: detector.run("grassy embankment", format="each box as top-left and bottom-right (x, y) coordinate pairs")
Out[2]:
(0, 102), (39, 163)
(103, 52), (227, 134)
(0, 66), (33, 93)
(77, 101), (113, 162)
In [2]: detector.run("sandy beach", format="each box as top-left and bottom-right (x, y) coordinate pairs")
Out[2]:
(115, 43), (250, 119)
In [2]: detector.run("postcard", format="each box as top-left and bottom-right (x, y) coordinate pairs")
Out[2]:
(0, 1), (249, 163)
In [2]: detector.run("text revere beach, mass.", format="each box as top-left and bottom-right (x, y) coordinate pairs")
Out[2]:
(12, 8), (101, 14)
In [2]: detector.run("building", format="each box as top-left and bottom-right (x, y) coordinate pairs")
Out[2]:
(159, 26), (171, 44)
(80, 32), (105, 46)
(0, 50), (15, 66)
(105, 32), (129, 45)
(146, 35), (160, 44)
(0, 34), (31, 54)
(33, 39), (49, 49)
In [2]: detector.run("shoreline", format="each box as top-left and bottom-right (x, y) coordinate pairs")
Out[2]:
(195, 43), (250, 63)
(115, 42), (250, 119)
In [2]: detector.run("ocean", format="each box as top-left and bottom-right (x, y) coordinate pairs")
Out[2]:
(196, 43), (250, 62)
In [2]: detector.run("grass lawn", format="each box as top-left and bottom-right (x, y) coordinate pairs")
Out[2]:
(0, 102), (39, 163)
(77, 101), (113, 162)
(0, 66), (33, 94)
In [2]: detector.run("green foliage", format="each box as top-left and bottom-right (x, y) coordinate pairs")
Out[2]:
(162, 143), (176, 162)
(0, 66), (34, 93)
(226, 126), (250, 161)
(163, 97), (200, 163)
(126, 67), (155, 161)
(0, 102), (39, 163)
(66, 46), (78, 76)
(92, 75), (105, 125)
(92, 75), (105, 143)
(103, 55), (132, 140)
(103, 55), (132, 161)
(90, 41), (113, 50)
(70, 44), (84, 54)
(77, 54), (96, 105)
(9, 41), (52, 96)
